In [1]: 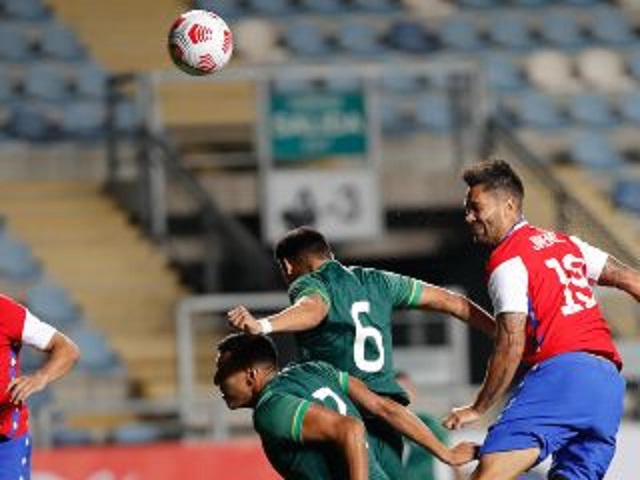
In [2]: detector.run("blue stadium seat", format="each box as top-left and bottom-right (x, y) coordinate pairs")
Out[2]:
(0, 67), (16, 103)
(52, 427), (94, 446)
(589, 8), (635, 46)
(415, 92), (453, 133)
(193, 0), (245, 19)
(569, 94), (618, 128)
(62, 101), (106, 140)
(0, 24), (34, 62)
(248, 0), (294, 15)
(26, 280), (81, 329)
(626, 50), (640, 81)
(564, 0), (604, 5)
(380, 99), (414, 136)
(71, 327), (120, 373)
(485, 55), (527, 92)
(0, 236), (41, 281)
(114, 100), (142, 135)
(283, 21), (330, 57)
(110, 423), (163, 444)
(540, 12), (586, 49)
(438, 17), (485, 52)
(24, 65), (68, 101)
(352, 0), (397, 12)
(3, 0), (48, 20)
(457, 0), (500, 7)
(73, 64), (108, 99)
(300, 0), (344, 14)
(489, 14), (536, 51)
(612, 179), (640, 214)
(336, 21), (380, 56)
(380, 71), (422, 94)
(324, 76), (361, 93)
(517, 91), (567, 130)
(21, 347), (46, 372)
(272, 77), (314, 94)
(8, 103), (57, 141)
(387, 20), (435, 54)
(512, 0), (551, 7)
(40, 23), (85, 61)
(570, 131), (625, 169)
(618, 92), (640, 125)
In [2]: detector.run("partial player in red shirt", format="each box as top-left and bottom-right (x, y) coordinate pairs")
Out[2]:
(0, 294), (79, 479)
(443, 160), (640, 480)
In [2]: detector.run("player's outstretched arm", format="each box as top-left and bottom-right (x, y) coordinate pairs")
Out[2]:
(300, 403), (369, 480)
(347, 376), (477, 466)
(597, 256), (640, 302)
(227, 294), (328, 335)
(443, 312), (525, 431)
(8, 332), (80, 404)
(417, 285), (496, 337)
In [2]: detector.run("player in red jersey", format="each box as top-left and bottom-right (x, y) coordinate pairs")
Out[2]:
(443, 159), (640, 479)
(0, 294), (80, 479)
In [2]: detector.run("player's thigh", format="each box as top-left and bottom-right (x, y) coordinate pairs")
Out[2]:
(549, 434), (617, 480)
(472, 448), (540, 480)
(364, 417), (404, 479)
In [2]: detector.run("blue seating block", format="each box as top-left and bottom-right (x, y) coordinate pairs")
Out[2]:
(570, 131), (625, 169)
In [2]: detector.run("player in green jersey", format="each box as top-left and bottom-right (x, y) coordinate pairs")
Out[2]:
(227, 226), (495, 476)
(214, 333), (477, 480)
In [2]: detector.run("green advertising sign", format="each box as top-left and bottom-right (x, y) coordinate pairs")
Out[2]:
(270, 90), (367, 162)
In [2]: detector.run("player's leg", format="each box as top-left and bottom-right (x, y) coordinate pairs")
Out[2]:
(363, 415), (404, 479)
(471, 448), (540, 480)
(549, 434), (618, 480)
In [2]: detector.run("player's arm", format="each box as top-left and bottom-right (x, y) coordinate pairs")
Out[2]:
(9, 331), (80, 404)
(300, 403), (369, 480)
(416, 285), (496, 337)
(597, 256), (640, 301)
(227, 294), (328, 335)
(346, 376), (477, 466)
(443, 311), (526, 430)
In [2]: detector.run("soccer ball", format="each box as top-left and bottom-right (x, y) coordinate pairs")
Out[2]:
(168, 10), (233, 76)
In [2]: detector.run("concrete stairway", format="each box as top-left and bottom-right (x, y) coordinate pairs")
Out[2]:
(0, 180), (197, 399)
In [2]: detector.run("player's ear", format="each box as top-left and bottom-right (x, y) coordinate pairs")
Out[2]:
(246, 367), (257, 386)
(283, 258), (294, 276)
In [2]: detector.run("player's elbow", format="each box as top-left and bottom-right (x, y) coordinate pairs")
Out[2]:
(336, 417), (366, 445)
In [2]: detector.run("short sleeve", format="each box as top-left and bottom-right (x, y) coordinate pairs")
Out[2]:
(488, 257), (529, 315)
(378, 270), (423, 307)
(22, 310), (57, 349)
(570, 236), (609, 281)
(254, 393), (311, 444)
(289, 274), (331, 307)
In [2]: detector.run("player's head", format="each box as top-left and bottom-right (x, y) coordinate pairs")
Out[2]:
(462, 159), (525, 247)
(274, 226), (333, 284)
(214, 333), (278, 409)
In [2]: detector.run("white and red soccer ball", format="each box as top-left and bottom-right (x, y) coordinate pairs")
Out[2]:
(168, 10), (233, 76)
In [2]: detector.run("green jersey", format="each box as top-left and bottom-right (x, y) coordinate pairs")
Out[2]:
(253, 361), (388, 480)
(289, 261), (423, 403)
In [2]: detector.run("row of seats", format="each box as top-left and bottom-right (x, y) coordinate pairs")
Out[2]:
(500, 91), (640, 130)
(195, 0), (607, 18)
(0, 0), (48, 20)
(0, 21), (85, 62)
(233, 8), (637, 63)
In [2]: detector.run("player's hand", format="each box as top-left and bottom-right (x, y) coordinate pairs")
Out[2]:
(442, 405), (481, 430)
(446, 441), (480, 466)
(7, 372), (48, 404)
(227, 306), (261, 335)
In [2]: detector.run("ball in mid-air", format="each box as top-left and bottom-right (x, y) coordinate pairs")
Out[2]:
(168, 9), (233, 76)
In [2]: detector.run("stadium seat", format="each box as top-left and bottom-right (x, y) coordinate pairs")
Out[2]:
(569, 94), (618, 128)
(612, 179), (640, 214)
(438, 16), (485, 51)
(336, 20), (380, 56)
(0, 235), (41, 281)
(0, 67), (16, 103)
(386, 20), (435, 54)
(324, 76), (361, 93)
(283, 21), (330, 57)
(570, 131), (626, 170)
(526, 50), (580, 94)
(516, 91), (567, 130)
(589, 7), (635, 46)
(512, 0), (551, 7)
(272, 77), (314, 94)
(3, 0), (48, 20)
(26, 280), (81, 329)
(563, 0), (601, 4)
(626, 50), (640, 81)
(61, 100), (106, 140)
(113, 100), (143, 135)
(457, 0), (500, 7)
(8, 103), (57, 141)
(72, 64), (108, 99)
(110, 423), (163, 444)
(52, 427), (95, 446)
(489, 14), (536, 51)
(193, 0), (245, 19)
(0, 24), (34, 62)
(249, 0), (295, 15)
(577, 48), (633, 93)
(300, 0), (344, 14)
(415, 92), (453, 133)
(39, 23), (86, 61)
(380, 71), (422, 94)
(380, 99), (413, 136)
(71, 327), (121, 373)
(23, 65), (69, 101)
(540, 11), (586, 49)
(352, 0), (398, 12)
(618, 92), (640, 125)
(485, 54), (527, 92)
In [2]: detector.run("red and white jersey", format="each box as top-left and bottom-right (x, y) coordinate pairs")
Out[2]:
(0, 294), (56, 438)
(487, 222), (622, 370)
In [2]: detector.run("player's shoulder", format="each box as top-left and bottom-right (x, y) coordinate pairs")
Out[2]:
(0, 294), (25, 315)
